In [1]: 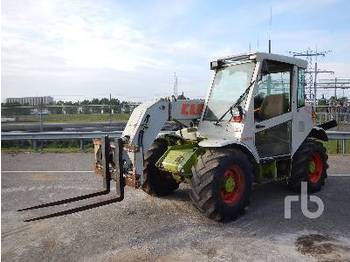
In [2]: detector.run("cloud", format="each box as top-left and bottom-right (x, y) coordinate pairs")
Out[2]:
(1, 0), (349, 101)
(1, 0), (169, 77)
(271, 0), (338, 16)
(1, 0), (207, 100)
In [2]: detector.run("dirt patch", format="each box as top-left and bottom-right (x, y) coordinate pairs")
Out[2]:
(92, 249), (152, 262)
(31, 173), (57, 181)
(295, 234), (350, 261)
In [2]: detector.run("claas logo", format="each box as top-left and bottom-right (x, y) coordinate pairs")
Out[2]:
(181, 103), (204, 116)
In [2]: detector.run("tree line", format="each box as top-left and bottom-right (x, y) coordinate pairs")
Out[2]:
(317, 96), (348, 106)
(1, 98), (137, 116)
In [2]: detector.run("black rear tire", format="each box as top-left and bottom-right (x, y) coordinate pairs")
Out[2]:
(142, 138), (179, 196)
(288, 139), (328, 192)
(190, 149), (253, 221)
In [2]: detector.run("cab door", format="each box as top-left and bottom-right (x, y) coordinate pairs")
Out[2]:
(253, 60), (294, 159)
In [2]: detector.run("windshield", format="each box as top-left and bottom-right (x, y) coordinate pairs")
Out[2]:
(203, 61), (256, 121)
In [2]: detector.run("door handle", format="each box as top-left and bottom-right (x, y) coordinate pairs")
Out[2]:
(256, 124), (265, 129)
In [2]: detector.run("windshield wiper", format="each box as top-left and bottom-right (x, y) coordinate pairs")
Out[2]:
(214, 80), (256, 125)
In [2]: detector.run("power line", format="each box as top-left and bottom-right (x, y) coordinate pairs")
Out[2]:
(289, 48), (332, 105)
(316, 78), (350, 99)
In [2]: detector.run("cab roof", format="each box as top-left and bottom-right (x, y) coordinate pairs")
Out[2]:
(213, 52), (308, 69)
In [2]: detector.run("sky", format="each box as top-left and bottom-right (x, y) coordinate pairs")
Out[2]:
(2, 0), (350, 102)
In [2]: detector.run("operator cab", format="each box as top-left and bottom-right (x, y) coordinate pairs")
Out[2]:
(199, 52), (309, 160)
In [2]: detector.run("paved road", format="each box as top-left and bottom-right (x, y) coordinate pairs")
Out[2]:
(2, 153), (350, 261)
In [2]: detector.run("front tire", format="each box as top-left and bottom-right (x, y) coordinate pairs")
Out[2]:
(289, 139), (328, 192)
(190, 149), (253, 221)
(142, 138), (179, 196)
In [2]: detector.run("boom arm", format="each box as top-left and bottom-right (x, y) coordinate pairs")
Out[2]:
(121, 98), (204, 186)
(94, 98), (204, 190)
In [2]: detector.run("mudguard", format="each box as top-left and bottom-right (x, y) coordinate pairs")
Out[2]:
(308, 120), (337, 141)
(308, 127), (328, 141)
(198, 139), (260, 164)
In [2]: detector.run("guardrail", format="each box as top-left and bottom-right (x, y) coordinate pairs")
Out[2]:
(326, 131), (350, 140)
(1, 131), (123, 150)
(326, 131), (350, 154)
(1, 131), (123, 141)
(1, 130), (349, 153)
(0, 131), (172, 151)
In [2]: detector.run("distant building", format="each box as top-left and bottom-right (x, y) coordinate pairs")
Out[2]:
(6, 96), (54, 106)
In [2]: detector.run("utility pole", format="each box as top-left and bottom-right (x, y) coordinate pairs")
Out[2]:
(109, 93), (112, 128)
(308, 67), (334, 105)
(173, 72), (178, 98)
(334, 77), (337, 99)
(39, 97), (43, 132)
(313, 62), (318, 105)
(268, 6), (272, 53)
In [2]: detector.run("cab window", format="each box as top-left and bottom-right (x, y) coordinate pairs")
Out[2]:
(297, 68), (306, 107)
(254, 60), (292, 122)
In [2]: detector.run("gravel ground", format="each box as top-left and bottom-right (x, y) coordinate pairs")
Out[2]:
(2, 153), (350, 262)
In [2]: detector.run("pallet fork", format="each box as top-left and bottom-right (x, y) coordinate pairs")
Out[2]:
(18, 136), (125, 222)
